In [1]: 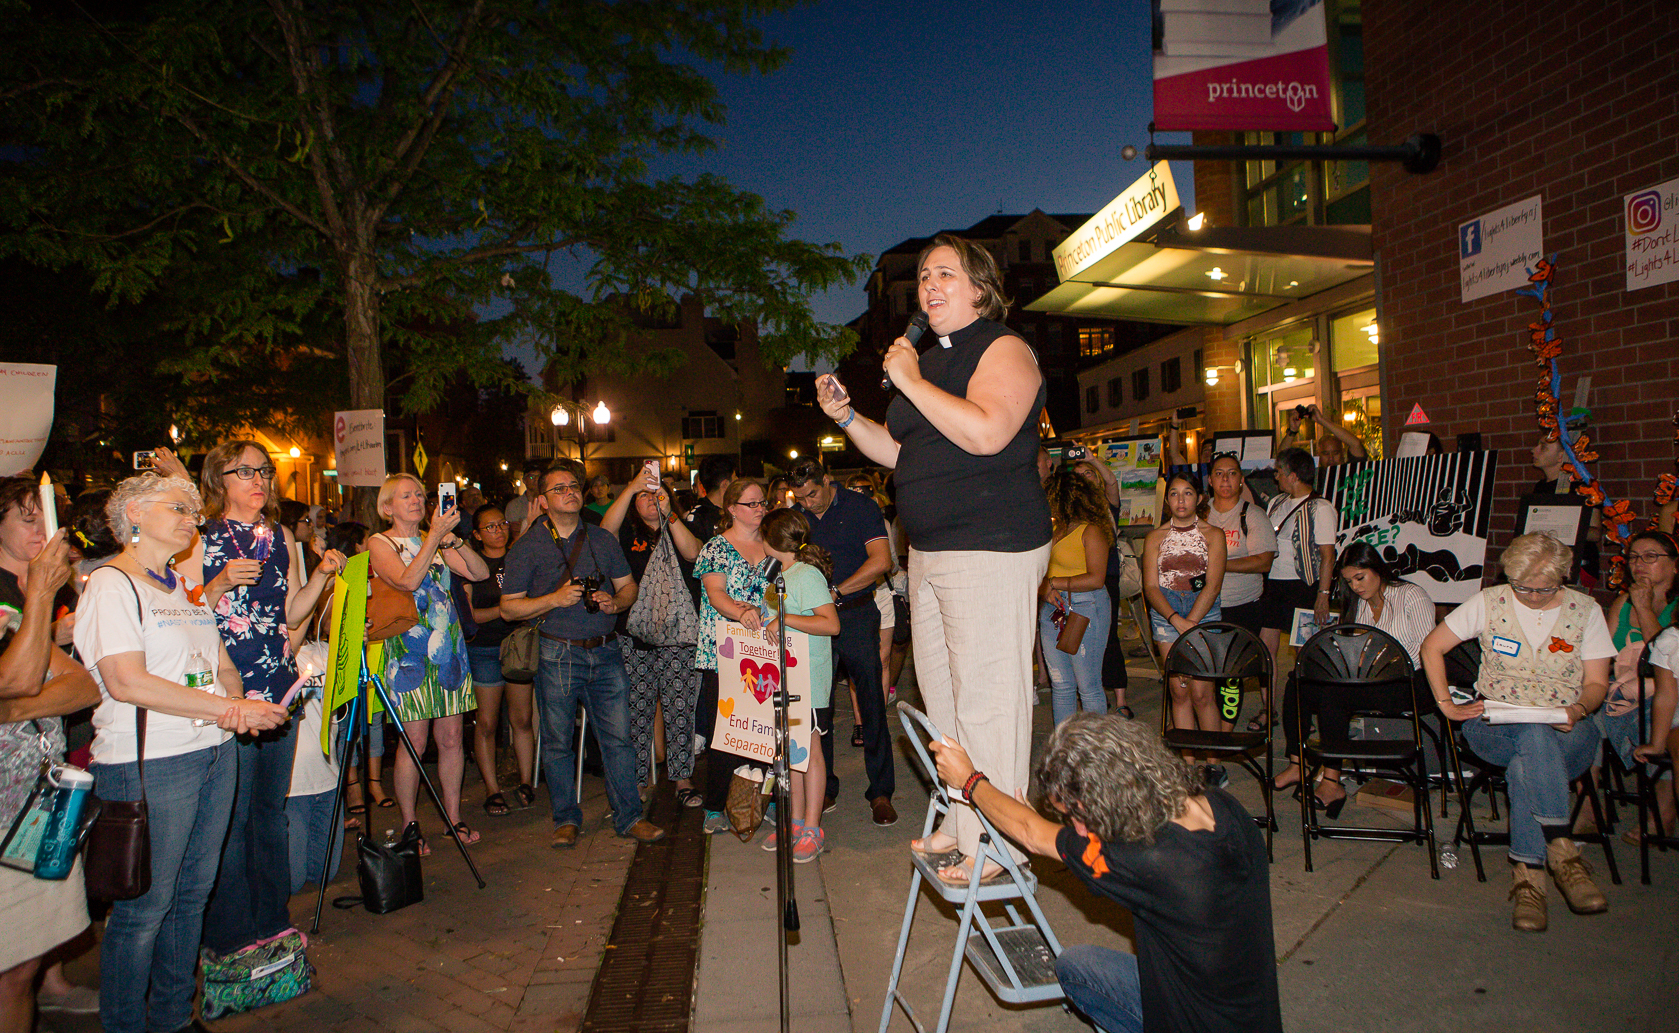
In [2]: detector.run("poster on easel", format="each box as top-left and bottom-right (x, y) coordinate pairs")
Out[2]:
(1318, 451), (1501, 605)
(712, 618), (812, 772)
(1095, 435), (1162, 526)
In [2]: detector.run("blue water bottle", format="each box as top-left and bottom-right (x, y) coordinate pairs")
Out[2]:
(33, 765), (95, 880)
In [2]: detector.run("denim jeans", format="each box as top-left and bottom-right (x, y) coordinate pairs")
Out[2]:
(535, 637), (643, 833)
(1040, 590), (1112, 727)
(821, 601), (895, 803)
(202, 719), (299, 953)
(92, 740), (237, 1033)
(1462, 715), (1602, 865)
(1055, 943), (1144, 1033)
(286, 789), (345, 895)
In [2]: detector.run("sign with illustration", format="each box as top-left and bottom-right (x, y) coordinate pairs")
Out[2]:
(1625, 174), (1679, 291)
(1095, 435), (1162, 526)
(1459, 195), (1543, 302)
(711, 618), (812, 772)
(1319, 451), (1501, 605)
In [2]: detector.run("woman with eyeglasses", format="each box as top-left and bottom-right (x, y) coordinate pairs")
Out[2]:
(692, 479), (771, 829)
(1597, 529), (1679, 839)
(160, 440), (344, 961)
(466, 505), (536, 818)
(600, 470), (703, 805)
(1420, 533), (1615, 932)
(73, 473), (287, 1033)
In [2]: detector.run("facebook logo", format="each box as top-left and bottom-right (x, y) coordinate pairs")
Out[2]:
(1459, 220), (1482, 258)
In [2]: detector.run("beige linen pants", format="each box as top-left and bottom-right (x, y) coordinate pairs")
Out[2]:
(908, 543), (1050, 862)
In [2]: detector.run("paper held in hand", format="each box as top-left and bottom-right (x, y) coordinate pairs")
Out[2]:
(1482, 699), (1570, 725)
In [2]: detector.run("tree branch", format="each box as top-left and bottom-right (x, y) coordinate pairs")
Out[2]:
(379, 232), (575, 291)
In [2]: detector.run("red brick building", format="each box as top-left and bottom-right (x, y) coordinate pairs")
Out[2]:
(1364, 0), (1679, 547)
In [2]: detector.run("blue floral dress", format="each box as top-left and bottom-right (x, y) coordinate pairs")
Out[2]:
(203, 519), (295, 702)
(693, 536), (766, 672)
(377, 535), (472, 722)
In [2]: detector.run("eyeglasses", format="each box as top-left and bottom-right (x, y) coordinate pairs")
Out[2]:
(1628, 551), (1674, 563)
(545, 483), (582, 496)
(222, 464), (276, 481)
(1510, 583), (1561, 596)
(145, 501), (202, 522)
(477, 520), (510, 531)
(734, 499), (769, 510)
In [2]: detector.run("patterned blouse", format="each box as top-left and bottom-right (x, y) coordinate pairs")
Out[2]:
(203, 518), (295, 703)
(693, 536), (766, 672)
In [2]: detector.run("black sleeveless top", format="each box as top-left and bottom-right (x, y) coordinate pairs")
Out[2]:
(886, 317), (1052, 553)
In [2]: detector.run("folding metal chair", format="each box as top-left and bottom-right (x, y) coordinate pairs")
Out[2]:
(881, 703), (1064, 1033)
(1294, 625), (1438, 878)
(1160, 621), (1276, 858)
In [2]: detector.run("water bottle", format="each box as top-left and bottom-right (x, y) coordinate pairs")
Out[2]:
(33, 765), (95, 880)
(184, 649), (213, 689)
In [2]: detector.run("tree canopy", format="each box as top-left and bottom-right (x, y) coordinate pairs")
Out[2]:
(0, 0), (867, 443)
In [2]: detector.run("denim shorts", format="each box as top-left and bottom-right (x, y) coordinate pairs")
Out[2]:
(1150, 587), (1221, 645)
(468, 643), (505, 686)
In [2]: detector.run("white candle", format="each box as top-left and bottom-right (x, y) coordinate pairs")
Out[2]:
(38, 473), (58, 539)
(279, 662), (315, 709)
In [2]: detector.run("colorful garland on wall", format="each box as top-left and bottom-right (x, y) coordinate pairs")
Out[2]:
(1522, 256), (1678, 592)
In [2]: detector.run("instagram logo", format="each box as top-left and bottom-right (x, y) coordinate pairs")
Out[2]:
(1627, 190), (1662, 235)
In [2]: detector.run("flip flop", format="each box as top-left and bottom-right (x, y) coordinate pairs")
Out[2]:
(676, 786), (703, 808)
(452, 822), (482, 845)
(934, 857), (1009, 887)
(1246, 712), (1277, 733)
(483, 792), (509, 817)
(514, 783), (536, 808)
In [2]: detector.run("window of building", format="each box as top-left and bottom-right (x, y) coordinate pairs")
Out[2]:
(682, 411), (726, 440)
(1107, 377), (1122, 408)
(1085, 385), (1099, 414)
(1331, 308), (1379, 371)
(1193, 348), (1204, 381)
(1079, 327), (1114, 358)
(1132, 368), (1150, 402)
(1162, 357), (1182, 394)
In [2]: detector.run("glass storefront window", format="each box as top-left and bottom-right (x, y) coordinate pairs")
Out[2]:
(1331, 308), (1379, 370)
(1246, 323), (1317, 427)
(1337, 394), (1383, 461)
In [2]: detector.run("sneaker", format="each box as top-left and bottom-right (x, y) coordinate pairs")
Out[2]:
(762, 801), (777, 827)
(762, 821), (805, 851)
(823, 794), (837, 814)
(703, 810), (731, 835)
(793, 826), (825, 863)
(886, 685), (897, 704)
(1202, 764), (1230, 789)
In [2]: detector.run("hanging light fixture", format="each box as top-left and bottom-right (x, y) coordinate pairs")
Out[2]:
(550, 406), (568, 427)
(592, 401), (611, 424)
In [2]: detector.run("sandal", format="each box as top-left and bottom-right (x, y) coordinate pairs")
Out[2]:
(452, 821), (482, 845)
(514, 783), (536, 808)
(483, 792), (510, 817)
(1117, 706), (1135, 720)
(369, 783), (394, 808)
(675, 786), (703, 808)
(934, 857), (1009, 887)
(910, 833), (961, 860)
(417, 833), (431, 858)
(1246, 711), (1277, 733)
(851, 725), (865, 747)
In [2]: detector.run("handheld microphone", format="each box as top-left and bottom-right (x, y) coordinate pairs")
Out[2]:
(882, 312), (930, 391)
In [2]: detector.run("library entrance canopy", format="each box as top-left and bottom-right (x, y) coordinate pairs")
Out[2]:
(1026, 164), (1372, 326)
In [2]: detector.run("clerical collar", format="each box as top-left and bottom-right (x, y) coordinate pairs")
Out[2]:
(937, 318), (991, 350)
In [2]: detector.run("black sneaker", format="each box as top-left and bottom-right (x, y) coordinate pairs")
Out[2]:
(1203, 764), (1230, 789)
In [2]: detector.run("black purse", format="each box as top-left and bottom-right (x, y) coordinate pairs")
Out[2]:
(334, 822), (423, 914)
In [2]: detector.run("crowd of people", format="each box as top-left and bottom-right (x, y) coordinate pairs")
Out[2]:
(1, 241), (1672, 1033)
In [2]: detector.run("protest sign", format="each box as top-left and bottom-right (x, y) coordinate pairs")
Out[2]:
(0, 363), (56, 476)
(712, 618), (812, 772)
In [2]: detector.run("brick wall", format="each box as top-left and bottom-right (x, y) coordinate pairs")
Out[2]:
(1364, 0), (1679, 558)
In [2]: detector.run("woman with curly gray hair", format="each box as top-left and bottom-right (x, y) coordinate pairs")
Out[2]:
(929, 714), (1281, 1033)
(72, 473), (286, 1033)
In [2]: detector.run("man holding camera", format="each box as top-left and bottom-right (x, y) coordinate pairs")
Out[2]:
(501, 467), (665, 847)
(1279, 403), (1366, 466)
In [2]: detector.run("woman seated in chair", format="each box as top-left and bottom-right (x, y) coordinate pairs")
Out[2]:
(1142, 472), (1225, 763)
(1597, 530), (1678, 837)
(1273, 543), (1437, 817)
(1420, 533), (1615, 933)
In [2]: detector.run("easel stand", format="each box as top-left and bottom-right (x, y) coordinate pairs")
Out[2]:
(312, 644), (487, 933)
(769, 573), (798, 1033)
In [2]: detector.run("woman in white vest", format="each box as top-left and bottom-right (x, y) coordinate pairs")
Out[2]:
(1420, 533), (1614, 933)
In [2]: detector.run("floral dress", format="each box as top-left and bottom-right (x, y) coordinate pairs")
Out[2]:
(203, 519), (295, 702)
(692, 536), (766, 671)
(377, 535), (472, 722)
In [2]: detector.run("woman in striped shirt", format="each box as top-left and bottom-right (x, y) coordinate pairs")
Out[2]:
(1275, 542), (1436, 815)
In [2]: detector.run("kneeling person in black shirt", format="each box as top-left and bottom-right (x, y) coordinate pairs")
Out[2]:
(930, 714), (1281, 1033)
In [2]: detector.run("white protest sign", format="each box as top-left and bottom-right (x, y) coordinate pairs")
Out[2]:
(0, 364), (56, 476)
(333, 409), (386, 487)
(1459, 195), (1543, 303)
(1625, 175), (1679, 291)
(712, 618), (811, 772)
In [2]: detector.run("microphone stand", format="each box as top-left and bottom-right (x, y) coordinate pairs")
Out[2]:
(770, 572), (798, 1033)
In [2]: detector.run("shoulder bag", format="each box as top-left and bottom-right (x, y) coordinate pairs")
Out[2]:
(626, 527), (700, 647)
(333, 822), (424, 915)
(84, 573), (152, 901)
(365, 535), (419, 641)
(499, 526), (587, 682)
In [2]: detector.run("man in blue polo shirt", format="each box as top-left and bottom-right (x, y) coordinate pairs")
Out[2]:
(501, 467), (665, 847)
(789, 461), (897, 826)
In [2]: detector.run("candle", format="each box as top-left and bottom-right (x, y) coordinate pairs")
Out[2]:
(38, 473), (57, 539)
(279, 662), (315, 709)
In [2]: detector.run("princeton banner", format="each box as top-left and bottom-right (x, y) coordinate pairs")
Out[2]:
(1152, 0), (1335, 132)
(1319, 451), (1501, 605)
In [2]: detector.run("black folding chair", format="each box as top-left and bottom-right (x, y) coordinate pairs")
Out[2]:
(1294, 624), (1439, 878)
(1601, 645), (1678, 885)
(1161, 622), (1275, 858)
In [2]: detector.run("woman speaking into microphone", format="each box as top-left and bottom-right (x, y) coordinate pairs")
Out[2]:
(816, 233), (1049, 885)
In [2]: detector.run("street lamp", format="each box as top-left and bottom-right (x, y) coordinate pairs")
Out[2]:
(592, 401), (611, 425)
(550, 406), (568, 427)
(788, 449), (799, 460)
(288, 446), (302, 458)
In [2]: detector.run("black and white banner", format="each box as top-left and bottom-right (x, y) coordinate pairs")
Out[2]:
(1318, 451), (1501, 604)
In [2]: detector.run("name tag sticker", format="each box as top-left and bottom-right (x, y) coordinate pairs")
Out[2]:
(1491, 635), (1522, 657)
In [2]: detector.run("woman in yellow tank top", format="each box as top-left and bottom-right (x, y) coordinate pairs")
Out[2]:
(1038, 470), (1114, 726)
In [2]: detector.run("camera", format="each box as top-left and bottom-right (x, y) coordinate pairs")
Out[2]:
(1293, 404), (1313, 420)
(574, 574), (603, 613)
(1066, 445), (1089, 462)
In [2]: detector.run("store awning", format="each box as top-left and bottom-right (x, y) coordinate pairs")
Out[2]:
(1027, 223), (1373, 326)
